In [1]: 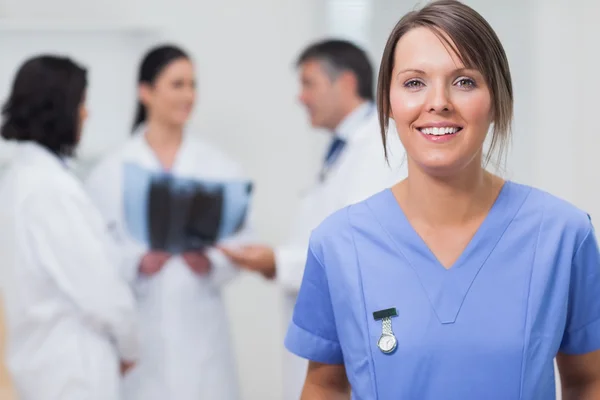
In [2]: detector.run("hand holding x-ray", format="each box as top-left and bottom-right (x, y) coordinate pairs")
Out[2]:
(122, 163), (253, 254)
(138, 251), (171, 276)
(182, 251), (211, 275)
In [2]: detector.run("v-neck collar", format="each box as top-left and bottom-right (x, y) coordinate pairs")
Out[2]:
(367, 181), (530, 324)
(135, 129), (189, 174)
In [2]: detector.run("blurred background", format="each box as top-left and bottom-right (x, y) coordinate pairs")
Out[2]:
(0, 0), (598, 399)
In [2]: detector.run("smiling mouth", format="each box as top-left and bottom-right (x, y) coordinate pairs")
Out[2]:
(418, 126), (463, 136)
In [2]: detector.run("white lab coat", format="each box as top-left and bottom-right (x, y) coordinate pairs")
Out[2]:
(275, 103), (406, 399)
(84, 129), (250, 400)
(0, 142), (139, 400)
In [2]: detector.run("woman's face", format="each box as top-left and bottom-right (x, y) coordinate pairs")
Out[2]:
(389, 27), (494, 177)
(141, 58), (196, 128)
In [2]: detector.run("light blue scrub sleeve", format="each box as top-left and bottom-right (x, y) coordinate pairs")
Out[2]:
(284, 240), (344, 364)
(560, 223), (600, 354)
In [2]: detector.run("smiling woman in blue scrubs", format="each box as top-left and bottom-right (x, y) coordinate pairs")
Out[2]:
(284, 1), (600, 399)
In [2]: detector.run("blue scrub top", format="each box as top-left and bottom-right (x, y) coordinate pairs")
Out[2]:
(285, 181), (600, 399)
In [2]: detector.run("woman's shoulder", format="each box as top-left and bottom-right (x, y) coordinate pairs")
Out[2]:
(510, 180), (592, 241)
(309, 190), (389, 259)
(7, 164), (89, 216)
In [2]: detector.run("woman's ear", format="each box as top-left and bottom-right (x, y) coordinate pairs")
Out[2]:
(138, 83), (152, 107)
(79, 103), (88, 123)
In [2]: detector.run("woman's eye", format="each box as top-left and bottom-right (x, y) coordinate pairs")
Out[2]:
(455, 78), (476, 88)
(404, 80), (424, 89)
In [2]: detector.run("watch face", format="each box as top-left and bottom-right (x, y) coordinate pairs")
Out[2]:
(377, 334), (397, 354)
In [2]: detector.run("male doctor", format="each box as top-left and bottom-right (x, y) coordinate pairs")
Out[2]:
(220, 39), (405, 399)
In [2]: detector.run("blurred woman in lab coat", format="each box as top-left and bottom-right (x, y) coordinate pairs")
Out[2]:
(84, 44), (250, 400)
(0, 55), (139, 400)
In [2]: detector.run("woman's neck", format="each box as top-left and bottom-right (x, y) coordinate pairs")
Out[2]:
(395, 162), (503, 228)
(143, 119), (184, 170)
(144, 119), (183, 150)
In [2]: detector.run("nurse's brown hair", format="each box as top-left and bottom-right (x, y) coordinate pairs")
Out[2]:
(377, 0), (513, 166)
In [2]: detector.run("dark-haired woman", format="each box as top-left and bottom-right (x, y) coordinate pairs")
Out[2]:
(85, 44), (250, 400)
(285, 1), (600, 399)
(0, 55), (139, 400)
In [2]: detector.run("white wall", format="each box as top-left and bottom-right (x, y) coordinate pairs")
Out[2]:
(531, 0), (600, 219)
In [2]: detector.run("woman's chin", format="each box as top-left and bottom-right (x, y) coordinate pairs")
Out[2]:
(412, 155), (474, 178)
(167, 117), (188, 130)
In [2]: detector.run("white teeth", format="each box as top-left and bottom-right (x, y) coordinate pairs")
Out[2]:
(420, 127), (460, 135)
